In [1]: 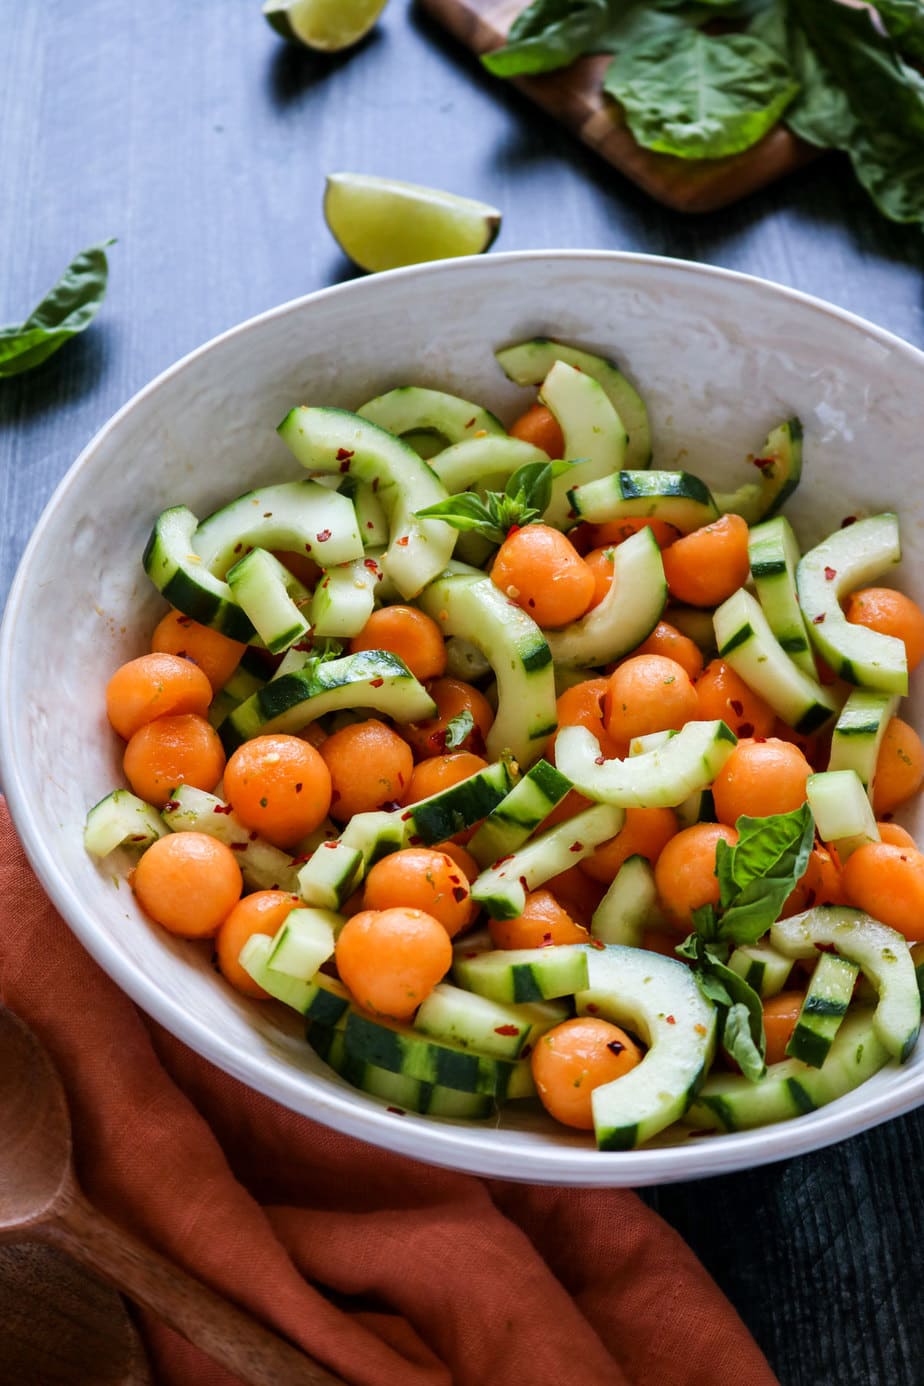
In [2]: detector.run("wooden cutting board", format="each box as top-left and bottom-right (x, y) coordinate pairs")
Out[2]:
(419, 0), (819, 212)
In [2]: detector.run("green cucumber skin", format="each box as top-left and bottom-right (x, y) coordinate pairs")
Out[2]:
(342, 1010), (516, 1096)
(567, 470), (718, 533)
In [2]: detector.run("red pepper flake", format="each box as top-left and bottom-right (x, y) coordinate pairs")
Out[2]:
(729, 699), (744, 717)
(212, 803), (234, 815)
(752, 456), (775, 473)
(288, 854), (311, 866)
(128, 833), (148, 842)
(386, 1106), (406, 1116)
(812, 613), (826, 624)
(233, 542), (244, 554)
(369, 676), (385, 688)
(336, 447), (354, 460)
(824, 566), (837, 581)
(452, 886), (468, 903)
(569, 841), (584, 853)
(230, 842), (248, 852)
(841, 515), (857, 528)
(322, 840), (339, 850)
(665, 1014), (676, 1025)
(494, 854), (514, 867)
(164, 800), (180, 813)
(585, 1002), (600, 1015)
(249, 831), (258, 841)
(753, 735), (767, 743)
(448, 874), (461, 885)
(520, 1043), (533, 1059)
(409, 834), (422, 846)
(463, 951), (479, 959)
(295, 782), (303, 793)
(372, 477), (380, 492)
(464, 416), (477, 429)
(495, 1024), (521, 1037)
(366, 521), (374, 529)
(694, 1023), (708, 1037)
(304, 542), (312, 554)
(737, 722), (754, 739)
(541, 931), (554, 947)
(594, 755), (606, 766)
(400, 811), (413, 821)
(607, 1039), (625, 1056)
(316, 528), (332, 543)
(263, 511), (273, 518)
(363, 557), (380, 571)
(396, 535), (409, 547)
(176, 615), (193, 626)
(519, 875), (529, 893)
(589, 938), (606, 950)
(814, 940), (837, 954)
(331, 789), (341, 803)
(527, 597), (536, 608)
(382, 800), (401, 813)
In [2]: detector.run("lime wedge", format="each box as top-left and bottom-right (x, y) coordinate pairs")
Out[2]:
(323, 174), (502, 274)
(262, 0), (388, 52)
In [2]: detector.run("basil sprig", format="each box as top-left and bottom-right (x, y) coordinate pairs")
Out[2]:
(443, 709), (475, 750)
(483, 0), (924, 232)
(677, 802), (814, 1082)
(0, 240), (116, 379)
(416, 459), (574, 545)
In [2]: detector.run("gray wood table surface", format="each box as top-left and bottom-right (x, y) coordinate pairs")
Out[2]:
(2, 4), (923, 1383)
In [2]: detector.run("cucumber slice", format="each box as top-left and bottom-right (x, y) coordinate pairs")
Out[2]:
(338, 475), (389, 548)
(340, 1007), (520, 1096)
(358, 386), (505, 447)
(84, 789), (168, 858)
(430, 436), (549, 494)
(401, 758), (518, 846)
(338, 809), (408, 869)
(161, 785), (301, 893)
(786, 952), (859, 1068)
(667, 605), (717, 655)
(277, 406), (457, 598)
(297, 840), (363, 910)
(416, 568), (556, 768)
(543, 526), (667, 669)
(828, 690), (899, 797)
(219, 649), (435, 752)
(567, 471), (719, 534)
(713, 588), (837, 734)
(748, 515), (817, 679)
(686, 1008), (888, 1132)
(239, 935), (352, 1025)
(143, 506), (255, 642)
(414, 983), (567, 1059)
(714, 419), (803, 525)
(453, 943), (590, 1004)
(309, 555), (381, 638)
(309, 1025), (498, 1118)
(771, 905), (921, 1061)
(471, 803), (625, 919)
(797, 514), (906, 693)
(807, 769), (880, 860)
(193, 479), (362, 577)
(495, 337), (652, 469)
(555, 720), (737, 808)
(226, 548), (312, 654)
(590, 855), (660, 947)
(467, 759), (572, 868)
(727, 943), (793, 999)
(537, 361), (628, 528)
(266, 907), (339, 981)
(575, 944), (716, 1150)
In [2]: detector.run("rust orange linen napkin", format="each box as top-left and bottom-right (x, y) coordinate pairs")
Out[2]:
(0, 800), (778, 1386)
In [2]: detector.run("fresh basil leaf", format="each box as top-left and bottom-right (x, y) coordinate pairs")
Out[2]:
(603, 28), (799, 159)
(482, 0), (611, 76)
(876, 0), (924, 62)
(715, 837), (737, 910)
(415, 494), (498, 533)
(723, 1001), (767, 1081)
(717, 874), (800, 946)
(689, 904), (723, 946)
(727, 804), (814, 897)
(0, 240), (115, 379)
(444, 709), (475, 750)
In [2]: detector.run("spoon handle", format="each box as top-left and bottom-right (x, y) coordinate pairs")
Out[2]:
(40, 1185), (346, 1386)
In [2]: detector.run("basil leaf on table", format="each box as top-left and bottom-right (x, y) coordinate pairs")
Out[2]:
(603, 28), (799, 159)
(875, 0), (924, 63)
(749, 2), (855, 148)
(0, 240), (116, 379)
(481, 0), (611, 75)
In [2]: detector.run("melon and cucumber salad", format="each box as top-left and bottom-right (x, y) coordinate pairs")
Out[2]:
(85, 337), (924, 1151)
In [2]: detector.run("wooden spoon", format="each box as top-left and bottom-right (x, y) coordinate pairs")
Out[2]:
(0, 1005), (345, 1386)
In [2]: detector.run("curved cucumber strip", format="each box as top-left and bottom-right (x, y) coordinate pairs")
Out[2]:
(336, 1007), (520, 1097)
(538, 361), (628, 527)
(416, 567), (557, 768)
(310, 1024), (497, 1118)
(84, 789), (167, 858)
(162, 785), (302, 893)
(590, 855), (660, 947)
(686, 1008), (887, 1132)
(787, 952), (859, 1068)
(226, 548), (311, 654)
(219, 649), (436, 752)
(568, 470), (719, 534)
(240, 935), (352, 1025)
(714, 419), (803, 525)
(193, 479), (362, 576)
(544, 526), (666, 669)
(771, 905), (921, 1061)
(555, 720), (736, 808)
(277, 406), (456, 598)
(574, 944), (716, 1150)
(713, 588), (837, 734)
(430, 436), (549, 494)
(807, 769), (880, 860)
(453, 942), (590, 1004)
(728, 943), (793, 999)
(357, 385), (505, 446)
(796, 514), (906, 694)
(471, 802), (624, 919)
(143, 506), (255, 642)
(828, 689), (899, 797)
(414, 983), (566, 1060)
(310, 554), (382, 637)
(495, 337), (651, 469)
(468, 758), (572, 868)
(748, 515), (816, 679)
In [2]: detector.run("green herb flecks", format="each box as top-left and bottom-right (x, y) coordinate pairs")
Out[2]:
(0, 240), (116, 379)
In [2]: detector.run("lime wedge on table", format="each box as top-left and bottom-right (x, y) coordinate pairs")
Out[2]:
(262, 0), (388, 52)
(323, 174), (502, 274)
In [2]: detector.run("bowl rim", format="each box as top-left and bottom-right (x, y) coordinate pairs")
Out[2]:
(4, 247), (924, 1186)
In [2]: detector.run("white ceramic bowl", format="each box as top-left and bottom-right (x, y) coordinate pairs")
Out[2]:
(3, 251), (924, 1187)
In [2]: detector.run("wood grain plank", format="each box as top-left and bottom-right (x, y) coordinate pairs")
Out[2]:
(418, 0), (818, 212)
